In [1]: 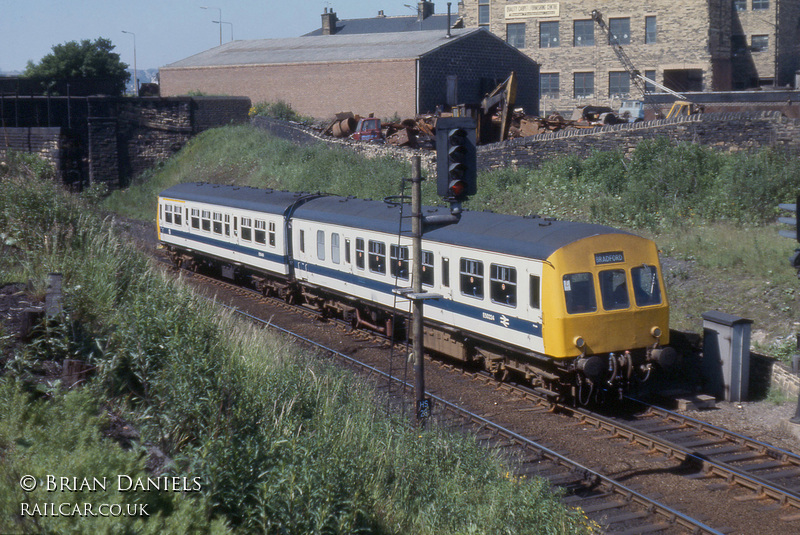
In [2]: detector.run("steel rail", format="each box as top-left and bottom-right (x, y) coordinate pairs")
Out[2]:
(216, 300), (723, 535)
(626, 395), (800, 466)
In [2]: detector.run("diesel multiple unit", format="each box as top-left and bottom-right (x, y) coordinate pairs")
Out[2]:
(158, 182), (676, 403)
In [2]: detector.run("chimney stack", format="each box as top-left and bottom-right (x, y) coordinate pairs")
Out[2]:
(418, 1), (434, 21)
(321, 7), (338, 35)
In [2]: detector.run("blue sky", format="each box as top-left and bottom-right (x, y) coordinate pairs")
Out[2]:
(1, 1), (444, 73)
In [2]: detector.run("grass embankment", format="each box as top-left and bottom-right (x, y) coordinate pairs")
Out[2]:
(107, 124), (800, 360)
(1, 154), (590, 533)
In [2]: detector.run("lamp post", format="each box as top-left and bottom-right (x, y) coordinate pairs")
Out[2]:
(212, 20), (233, 42)
(201, 6), (222, 46)
(121, 30), (138, 97)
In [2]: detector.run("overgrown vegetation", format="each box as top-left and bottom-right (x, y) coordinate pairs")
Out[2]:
(248, 100), (314, 124)
(1, 160), (590, 533)
(103, 125), (800, 352)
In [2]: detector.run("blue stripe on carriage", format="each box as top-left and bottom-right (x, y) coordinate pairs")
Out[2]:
(161, 228), (542, 339)
(160, 227), (288, 266)
(295, 260), (543, 339)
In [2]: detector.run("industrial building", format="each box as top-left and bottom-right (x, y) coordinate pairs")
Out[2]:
(159, 28), (539, 119)
(459, 0), (800, 113)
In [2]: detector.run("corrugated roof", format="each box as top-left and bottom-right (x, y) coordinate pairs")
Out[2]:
(303, 14), (453, 36)
(162, 28), (482, 69)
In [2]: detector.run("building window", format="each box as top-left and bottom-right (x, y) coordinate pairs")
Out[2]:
(539, 21), (559, 48)
(507, 22), (525, 48)
(609, 72), (630, 97)
(732, 34), (747, 56)
(645, 16), (656, 44)
(608, 18), (630, 45)
(734, 0), (747, 10)
(644, 70), (657, 92)
(574, 72), (594, 98)
(752, 0), (768, 9)
(751, 35), (769, 52)
(573, 20), (594, 46)
(541, 73), (559, 98)
(478, 0), (490, 26)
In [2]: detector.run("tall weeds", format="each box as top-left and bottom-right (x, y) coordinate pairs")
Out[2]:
(1, 159), (590, 533)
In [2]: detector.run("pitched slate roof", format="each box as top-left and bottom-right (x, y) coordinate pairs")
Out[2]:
(303, 14), (455, 36)
(162, 28), (481, 69)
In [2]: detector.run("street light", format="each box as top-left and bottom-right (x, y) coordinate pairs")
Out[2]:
(121, 30), (138, 97)
(212, 20), (233, 42)
(201, 6), (222, 46)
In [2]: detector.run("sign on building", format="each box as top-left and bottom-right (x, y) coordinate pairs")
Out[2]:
(505, 3), (560, 19)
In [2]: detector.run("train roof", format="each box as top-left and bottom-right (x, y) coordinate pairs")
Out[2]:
(159, 183), (637, 260)
(294, 194), (635, 261)
(159, 182), (318, 216)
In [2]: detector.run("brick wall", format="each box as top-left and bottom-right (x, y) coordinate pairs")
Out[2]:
(419, 30), (539, 115)
(161, 60), (419, 120)
(460, 0), (797, 112)
(0, 127), (62, 167)
(2, 95), (250, 188)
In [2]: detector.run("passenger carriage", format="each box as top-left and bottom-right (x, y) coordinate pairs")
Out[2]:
(158, 183), (676, 402)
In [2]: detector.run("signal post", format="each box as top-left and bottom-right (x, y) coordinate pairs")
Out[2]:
(401, 117), (477, 424)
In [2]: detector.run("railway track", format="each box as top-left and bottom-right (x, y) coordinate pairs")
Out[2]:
(177, 267), (734, 533)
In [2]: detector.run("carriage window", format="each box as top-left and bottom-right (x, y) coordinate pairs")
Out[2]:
(254, 220), (266, 244)
(317, 230), (326, 260)
(632, 265), (662, 306)
(345, 239), (351, 263)
(299, 230), (305, 253)
(530, 275), (541, 309)
(213, 212), (223, 234)
(191, 208), (200, 229)
(599, 269), (629, 310)
(331, 233), (340, 264)
(490, 264), (516, 307)
(460, 258), (484, 299)
(201, 210), (211, 232)
(174, 206), (182, 226)
(164, 204), (173, 224)
(422, 250), (434, 287)
(563, 273), (597, 314)
(224, 214), (230, 236)
(369, 240), (386, 274)
(442, 257), (450, 287)
(356, 238), (365, 269)
(241, 217), (252, 241)
(269, 221), (276, 246)
(390, 245), (409, 280)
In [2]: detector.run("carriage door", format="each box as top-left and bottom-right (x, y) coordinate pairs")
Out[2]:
(527, 269), (544, 353)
